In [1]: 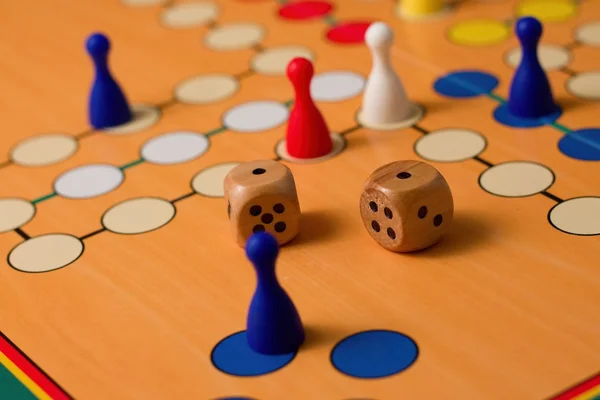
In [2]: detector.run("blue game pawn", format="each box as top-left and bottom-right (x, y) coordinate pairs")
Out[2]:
(507, 17), (559, 119)
(86, 33), (132, 129)
(245, 232), (305, 355)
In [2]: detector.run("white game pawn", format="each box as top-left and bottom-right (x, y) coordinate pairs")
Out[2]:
(358, 22), (423, 130)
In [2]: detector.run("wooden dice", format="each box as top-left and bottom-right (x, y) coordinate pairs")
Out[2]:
(224, 160), (300, 247)
(360, 160), (453, 252)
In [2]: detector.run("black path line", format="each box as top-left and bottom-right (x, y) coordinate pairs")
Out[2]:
(473, 156), (494, 167)
(541, 191), (564, 203)
(171, 192), (196, 203)
(80, 227), (106, 240)
(14, 228), (30, 240)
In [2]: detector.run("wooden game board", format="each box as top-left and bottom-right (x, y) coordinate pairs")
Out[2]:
(1, 0), (599, 399)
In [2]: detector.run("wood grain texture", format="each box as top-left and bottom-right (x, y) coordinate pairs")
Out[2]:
(360, 160), (454, 252)
(224, 159), (300, 246)
(0, 0), (598, 399)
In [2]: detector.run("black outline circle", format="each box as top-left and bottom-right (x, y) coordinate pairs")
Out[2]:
(210, 330), (298, 377)
(478, 160), (556, 198)
(413, 127), (488, 163)
(7, 233), (85, 274)
(173, 74), (240, 105)
(0, 197), (36, 234)
(248, 45), (316, 77)
(100, 196), (177, 235)
(159, 2), (220, 29)
(139, 130), (211, 165)
(53, 163), (125, 200)
(329, 329), (420, 379)
(104, 104), (162, 135)
(565, 71), (600, 101)
(203, 21), (266, 53)
(190, 161), (241, 198)
(221, 100), (290, 133)
(548, 196), (600, 236)
(9, 133), (80, 168)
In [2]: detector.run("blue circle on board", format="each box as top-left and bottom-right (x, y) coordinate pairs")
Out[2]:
(330, 330), (419, 379)
(558, 128), (600, 161)
(433, 70), (499, 98)
(211, 331), (296, 377)
(493, 104), (562, 128)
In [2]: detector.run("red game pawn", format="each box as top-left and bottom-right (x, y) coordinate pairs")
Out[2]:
(286, 57), (333, 159)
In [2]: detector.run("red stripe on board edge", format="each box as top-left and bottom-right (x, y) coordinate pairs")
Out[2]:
(0, 332), (71, 400)
(551, 372), (600, 400)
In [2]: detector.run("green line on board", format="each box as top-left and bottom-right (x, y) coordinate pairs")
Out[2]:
(487, 92), (507, 104)
(486, 92), (573, 134)
(551, 122), (572, 134)
(323, 15), (338, 27)
(205, 126), (227, 137)
(32, 192), (57, 204)
(119, 158), (145, 170)
(283, 99), (294, 107)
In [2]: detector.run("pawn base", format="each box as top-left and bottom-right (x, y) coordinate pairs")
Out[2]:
(356, 103), (424, 131)
(276, 133), (346, 164)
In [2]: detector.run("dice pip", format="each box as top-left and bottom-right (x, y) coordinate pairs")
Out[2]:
(224, 160), (300, 247)
(360, 160), (453, 252)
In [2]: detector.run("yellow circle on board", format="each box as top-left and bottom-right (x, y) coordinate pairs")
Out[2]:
(448, 19), (510, 46)
(516, 0), (576, 22)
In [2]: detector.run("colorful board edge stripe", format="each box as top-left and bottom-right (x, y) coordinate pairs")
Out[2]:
(550, 372), (600, 400)
(0, 331), (71, 400)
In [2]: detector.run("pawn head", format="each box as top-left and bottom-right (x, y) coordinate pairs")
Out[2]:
(245, 232), (280, 269)
(286, 57), (314, 84)
(515, 16), (542, 47)
(86, 32), (110, 56)
(365, 22), (394, 50)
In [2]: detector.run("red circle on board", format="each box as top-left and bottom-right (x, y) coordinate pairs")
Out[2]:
(326, 21), (372, 44)
(278, 1), (334, 20)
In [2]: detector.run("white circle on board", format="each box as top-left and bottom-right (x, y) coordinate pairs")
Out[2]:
(8, 234), (84, 273)
(479, 161), (554, 197)
(174, 74), (239, 104)
(251, 46), (315, 75)
(504, 44), (570, 70)
(549, 197), (600, 235)
(122, 0), (166, 5)
(191, 162), (239, 197)
(222, 101), (289, 133)
(0, 198), (35, 233)
(102, 197), (176, 234)
(10, 134), (78, 167)
(104, 104), (161, 135)
(54, 164), (124, 199)
(575, 22), (600, 46)
(141, 131), (209, 165)
(566, 72), (600, 100)
(204, 23), (265, 51)
(415, 128), (486, 162)
(161, 2), (219, 28)
(310, 71), (365, 102)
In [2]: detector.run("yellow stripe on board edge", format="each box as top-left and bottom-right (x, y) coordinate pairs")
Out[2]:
(0, 352), (51, 400)
(572, 385), (600, 400)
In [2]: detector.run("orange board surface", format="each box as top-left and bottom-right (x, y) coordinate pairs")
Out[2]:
(0, 0), (599, 399)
